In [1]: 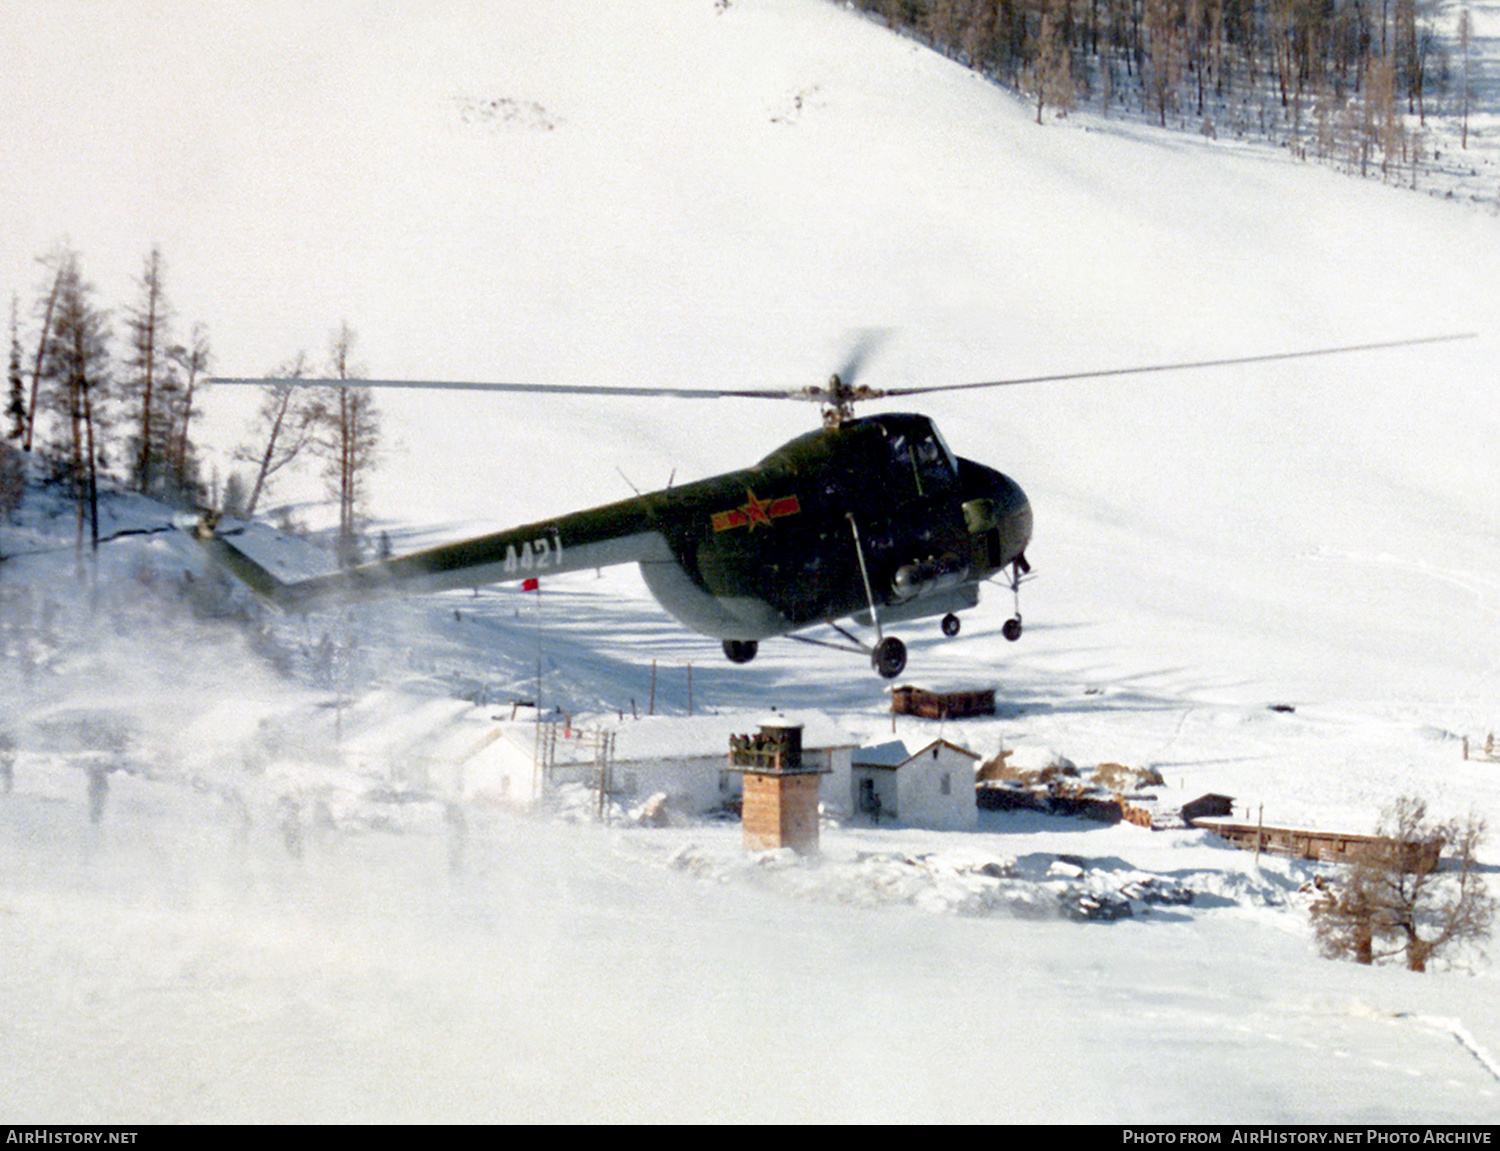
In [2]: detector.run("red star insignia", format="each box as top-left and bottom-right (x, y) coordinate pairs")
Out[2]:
(711, 491), (801, 533)
(739, 490), (775, 530)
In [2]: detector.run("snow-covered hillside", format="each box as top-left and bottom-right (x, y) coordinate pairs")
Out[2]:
(2, 0), (1498, 1124)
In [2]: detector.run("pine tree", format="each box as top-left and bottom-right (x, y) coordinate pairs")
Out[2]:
(0, 440), (23, 522)
(121, 246), (173, 496)
(38, 254), (111, 555)
(7, 296), (26, 443)
(220, 471), (248, 519)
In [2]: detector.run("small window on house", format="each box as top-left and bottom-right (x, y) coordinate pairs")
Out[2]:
(940, 772), (951, 795)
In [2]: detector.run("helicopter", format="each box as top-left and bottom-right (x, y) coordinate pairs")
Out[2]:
(199, 333), (1472, 679)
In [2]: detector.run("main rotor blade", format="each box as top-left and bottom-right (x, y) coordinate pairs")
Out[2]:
(877, 333), (1478, 398)
(208, 377), (803, 400)
(211, 332), (1477, 404)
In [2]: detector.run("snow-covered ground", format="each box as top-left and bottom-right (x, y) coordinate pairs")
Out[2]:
(2, 0), (1499, 1124)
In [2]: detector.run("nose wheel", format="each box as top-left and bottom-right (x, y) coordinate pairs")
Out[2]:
(1001, 554), (1029, 642)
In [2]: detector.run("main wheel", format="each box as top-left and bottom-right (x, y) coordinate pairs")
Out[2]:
(872, 636), (907, 679)
(941, 613), (961, 637)
(723, 639), (758, 664)
(1002, 617), (1023, 642)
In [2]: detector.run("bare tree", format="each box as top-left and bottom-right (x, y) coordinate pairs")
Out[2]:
(24, 246), (71, 453)
(1025, 7), (1077, 125)
(234, 351), (317, 519)
(1143, 0), (1186, 127)
(1458, 8), (1473, 150)
(164, 322), (211, 505)
(1312, 795), (1496, 972)
(311, 322), (379, 567)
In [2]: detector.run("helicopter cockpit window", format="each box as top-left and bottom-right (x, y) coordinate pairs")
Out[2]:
(927, 425), (958, 475)
(888, 434), (915, 488)
(889, 430), (956, 497)
(913, 433), (956, 489)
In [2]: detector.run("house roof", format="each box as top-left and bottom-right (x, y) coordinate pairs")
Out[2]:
(853, 740), (911, 768)
(526, 709), (858, 767)
(853, 738), (980, 771)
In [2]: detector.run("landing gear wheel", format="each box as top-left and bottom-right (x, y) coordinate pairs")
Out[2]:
(941, 613), (961, 637)
(723, 639), (758, 664)
(872, 636), (907, 679)
(1002, 617), (1023, 642)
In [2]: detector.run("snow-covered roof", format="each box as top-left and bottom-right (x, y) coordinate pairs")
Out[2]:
(854, 738), (980, 770)
(537, 709), (857, 766)
(853, 740), (911, 768)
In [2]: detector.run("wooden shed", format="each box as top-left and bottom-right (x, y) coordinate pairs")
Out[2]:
(890, 685), (996, 720)
(1197, 820), (1442, 872)
(1181, 793), (1235, 825)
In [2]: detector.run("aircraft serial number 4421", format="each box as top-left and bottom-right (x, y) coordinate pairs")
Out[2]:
(199, 334), (1471, 679)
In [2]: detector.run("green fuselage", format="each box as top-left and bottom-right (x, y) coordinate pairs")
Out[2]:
(202, 413), (1032, 643)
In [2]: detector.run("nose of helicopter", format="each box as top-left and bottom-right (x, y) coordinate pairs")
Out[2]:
(959, 460), (1032, 573)
(992, 473), (1033, 566)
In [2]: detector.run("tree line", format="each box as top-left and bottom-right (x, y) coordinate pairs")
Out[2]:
(5, 244), (379, 568)
(5, 245), (211, 552)
(849, 0), (1477, 178)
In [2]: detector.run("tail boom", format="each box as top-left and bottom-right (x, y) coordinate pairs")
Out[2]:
(194, 497), (672, 611)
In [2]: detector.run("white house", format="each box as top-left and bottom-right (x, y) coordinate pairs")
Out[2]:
(307, 692), (896, 821)
(443, 723), (549, 806)
(330, 693), (544, 805)
(459, 709), (858, 818)
(850, 738), (979, 830)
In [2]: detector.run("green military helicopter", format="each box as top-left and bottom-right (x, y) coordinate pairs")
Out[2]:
(199, 334), (1470, 678)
